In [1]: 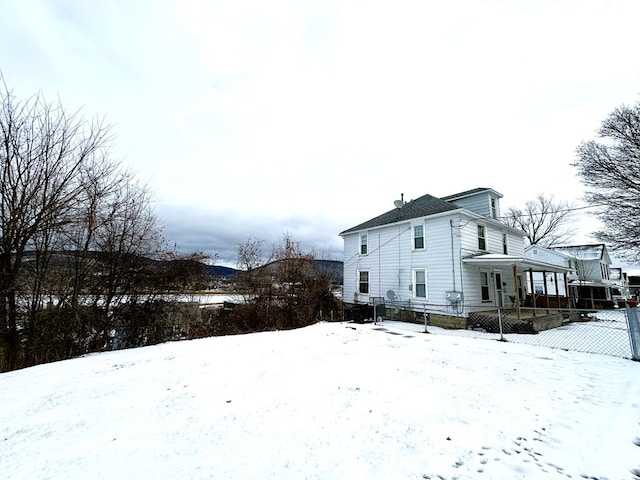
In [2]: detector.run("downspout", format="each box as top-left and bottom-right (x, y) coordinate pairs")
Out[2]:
(378, 234), (381, 298)
(450, 220), (456, 292)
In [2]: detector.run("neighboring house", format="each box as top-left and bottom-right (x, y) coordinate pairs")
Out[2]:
(524, 245), (575, 296)
(609, 267), (631, 304)
(550, 244), (614, 309)
(628, 276), (640, 300)
(339, 188), (573, 321)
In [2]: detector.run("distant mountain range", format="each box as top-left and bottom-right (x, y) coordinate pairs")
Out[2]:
(19, 250), (344, 285)
(205, 260), (344, 285)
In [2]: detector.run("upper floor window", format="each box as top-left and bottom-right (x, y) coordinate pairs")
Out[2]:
(502, 232), (508, 254)
(601, 263), (610, 280)
(413, 268), (427, 298)
(490, 197), (498, 219)
(358, 270), (369, 294)
(413, 224), (425, 249)
(477, 225), (487, 251)
(360, 233), (368, 255)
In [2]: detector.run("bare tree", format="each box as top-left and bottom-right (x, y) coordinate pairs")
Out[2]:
(229, 234), (339, 333)
(272, 233), (316, 327)
(0, 79), (176, 370)
(235, 237), (269, 299)
(504, 193), (577, 247)
(574, 100), (640, 261)
(0, 82), (111, 368)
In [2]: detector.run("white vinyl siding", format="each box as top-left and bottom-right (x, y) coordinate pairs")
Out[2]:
(447, 192), (500, 218)
(341, 209), (527, 314)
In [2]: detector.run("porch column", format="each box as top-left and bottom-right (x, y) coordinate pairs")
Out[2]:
(528, 269), (536, 316)
(543, 270), (550, 311)
(564, 272), (572, 308)
(553, 272), (560, 308)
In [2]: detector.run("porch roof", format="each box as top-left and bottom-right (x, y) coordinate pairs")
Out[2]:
(462, 253), (573, 273)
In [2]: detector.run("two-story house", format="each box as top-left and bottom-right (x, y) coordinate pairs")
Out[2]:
(550, 244), (614, 309)
(524, 245), (575, 297)
(340, 188), (573, 324)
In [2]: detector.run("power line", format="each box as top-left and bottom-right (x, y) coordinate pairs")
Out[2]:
(498, 202), (608, 220)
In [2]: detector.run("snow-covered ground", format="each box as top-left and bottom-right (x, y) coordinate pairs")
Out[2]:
(1, 320), (639, 480)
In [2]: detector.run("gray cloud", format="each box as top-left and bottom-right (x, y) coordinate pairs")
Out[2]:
(156, 203), (344, 267)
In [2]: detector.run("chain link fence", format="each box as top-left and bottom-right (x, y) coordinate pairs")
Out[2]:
(460, 307), (634, 359)
(358, 302), (640, 360)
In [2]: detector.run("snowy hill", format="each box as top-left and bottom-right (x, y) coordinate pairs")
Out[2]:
(1, 321), (639, 479)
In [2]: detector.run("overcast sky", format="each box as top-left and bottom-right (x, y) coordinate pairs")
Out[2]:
(1, 0), (639, 267)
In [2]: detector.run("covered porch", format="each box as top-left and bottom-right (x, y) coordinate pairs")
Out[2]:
(462, 253), (575, 319)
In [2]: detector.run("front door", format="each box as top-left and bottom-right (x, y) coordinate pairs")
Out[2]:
(495, 271), (504, 307)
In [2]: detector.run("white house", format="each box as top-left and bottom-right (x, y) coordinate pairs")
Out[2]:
(550, 244), (615, 308)
(340, 188), (573, 320)
(609, 267), (630, 304)
(524, 245), (575, 296)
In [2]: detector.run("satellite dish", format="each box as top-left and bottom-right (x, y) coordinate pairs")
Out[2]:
(386, 290), (397, 300)
(393, 200), (404, 209)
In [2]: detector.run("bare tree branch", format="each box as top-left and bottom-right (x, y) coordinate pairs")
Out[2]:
(503, 193), (577, 247)
(573, 100), (640, 261)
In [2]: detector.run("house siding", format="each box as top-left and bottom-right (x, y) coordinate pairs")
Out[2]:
(526, 247), (571, 267)
(450, 195), (492, 218)
(343, 216), (460, 309)
(341, 189), (531, 317)
(457, 219), (525, 310)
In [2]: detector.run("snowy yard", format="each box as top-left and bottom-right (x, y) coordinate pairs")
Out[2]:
(1, 321), (639, 479)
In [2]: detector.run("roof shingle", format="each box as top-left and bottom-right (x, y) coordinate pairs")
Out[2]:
(339, 193), (460, 235)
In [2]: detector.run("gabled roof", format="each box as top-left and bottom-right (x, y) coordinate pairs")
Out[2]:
(525, 245), (575, 260)
(339, 193), (460, 235)
(440, 187), (503, 202)
(551, 244), (610, 263)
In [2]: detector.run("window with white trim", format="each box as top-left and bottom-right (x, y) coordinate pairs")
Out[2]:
(413, 224), (425, 250)
(477, 225), (487, 251)
(502, 232), (508, 254)
(358, 270), (369, 294)
(490, 197), (497, 219)
(360, 233), (368, 255)
(480, 271), (490, 301)
(413, 268), (427, 298)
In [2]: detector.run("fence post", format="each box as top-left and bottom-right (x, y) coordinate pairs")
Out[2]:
(498, 307), (505, 342)
(625, 305), (640, 361)
(423, 306), (429, 334)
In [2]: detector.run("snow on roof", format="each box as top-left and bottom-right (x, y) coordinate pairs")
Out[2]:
(551, 244), (605, 261)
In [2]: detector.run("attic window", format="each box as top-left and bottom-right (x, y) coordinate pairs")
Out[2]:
(490, 198), (497, 219)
